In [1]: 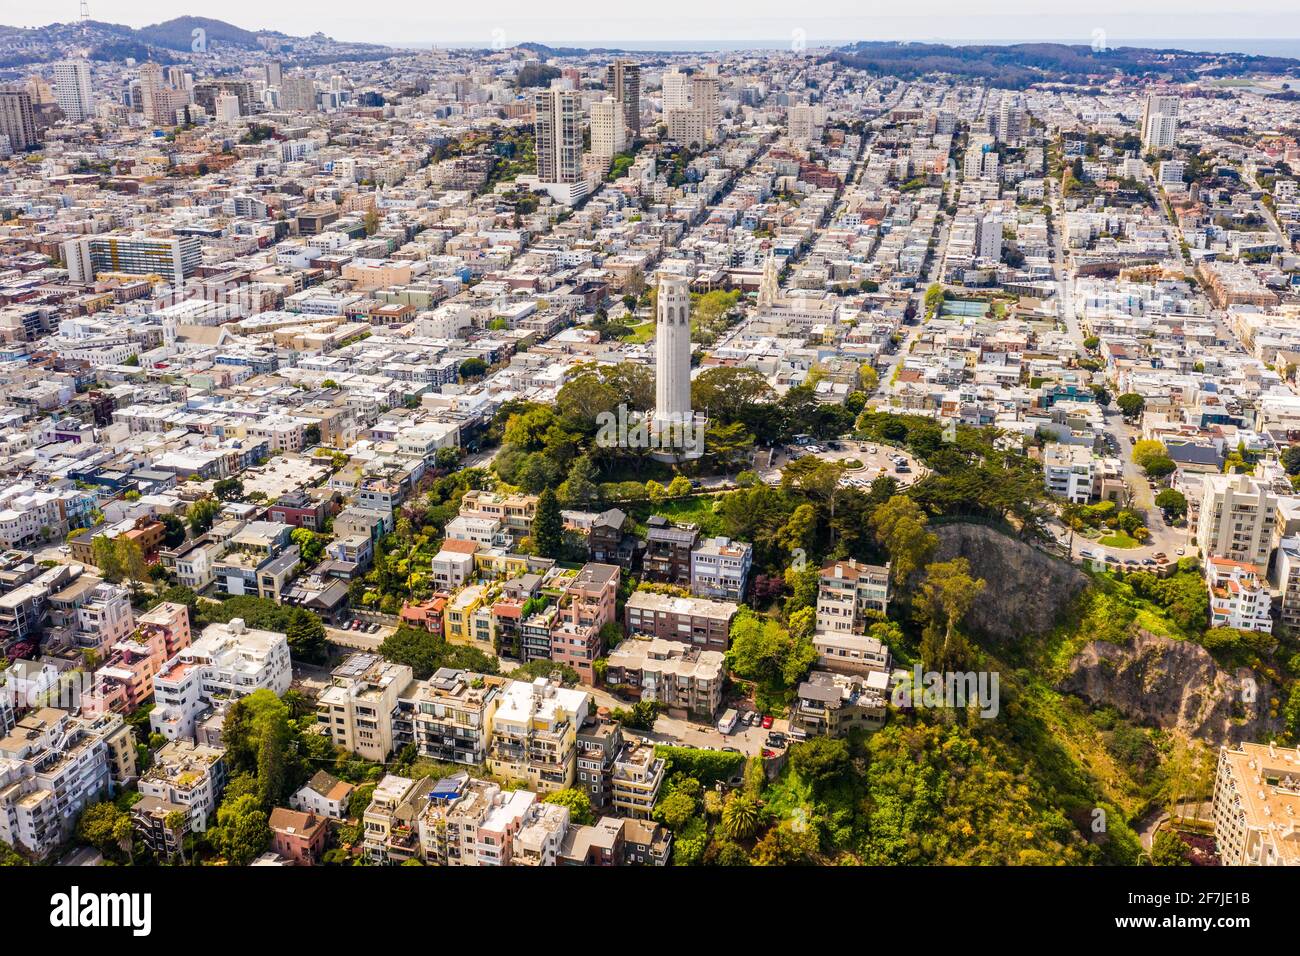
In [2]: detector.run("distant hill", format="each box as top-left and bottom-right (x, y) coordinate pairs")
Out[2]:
(829, 41), (1300, 89)
(0, 17), (392, 69)
(136, 16), (263, 52)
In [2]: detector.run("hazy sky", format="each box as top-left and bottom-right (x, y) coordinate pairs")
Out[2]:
(14, 1), (1300, 47)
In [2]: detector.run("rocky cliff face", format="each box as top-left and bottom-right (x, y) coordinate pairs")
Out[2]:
(933, 523), (1089, 639)
(1059, 630), (1278, 745)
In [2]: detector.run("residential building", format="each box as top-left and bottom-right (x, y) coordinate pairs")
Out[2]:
(1196, 474), (1278, 570)
(0, 89), (38, 152)
(1206, 556), (1273, 633)
(624, 589), (738, 651)
(690, 536), (752, 600)
(534, 88), (583, 185)
(789, 670), (890, 740)
(362, 773), (433, 864)
(605, 59), (641, 136)
(642, 515), (698, 586)
(604, 635), (725, 718)
(815, 559), (891, 636)
(1043, 442), (1096, 504)
(405, 668), (506, 767)
(290, 771), (355, 821)
(488, 678), (589, 793)
(269, 808), (329, 865)
(315, 653), (414, 762)
(610, 739), (665, 819)
(0, 709), (130, 858)
(1212, 741), (1300, 866)
(150, 618), (292, 742)
(52, 60), (94, 123)
(137, 740), (226, 833)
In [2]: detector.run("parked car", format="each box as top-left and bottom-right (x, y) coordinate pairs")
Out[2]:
(761, 715), (774, 729)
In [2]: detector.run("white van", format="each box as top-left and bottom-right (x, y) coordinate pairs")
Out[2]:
(716, 708), (739, 735)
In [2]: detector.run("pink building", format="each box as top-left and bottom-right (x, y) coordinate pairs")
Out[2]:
(550, 563), (619, 684)
(83, 602), (192, 714)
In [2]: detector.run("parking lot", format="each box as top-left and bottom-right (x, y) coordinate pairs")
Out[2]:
(324, 616), (394, 652)
(760, 438), (925, 488)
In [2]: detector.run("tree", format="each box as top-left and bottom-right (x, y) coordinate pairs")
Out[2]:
(532, 487), (562, 559)
(1116, 393), (1146, 420)
(653, 790), (697, 831)
(76, 802), (133, 857)
(1131, 440), (1167, 471)
(1155, 488), (1188, 520)
(752, 820), (820, 865)
(1281, 445), (1300, 476)
(1150, 830), (1191, 866)
(379, 625), (499, 680)
(725, 608), (817, 709)
(915, 558), (985, 673)
(115, 536), (148, 584)
(160, 513), (187, 549)
(557, 455), (599, 508)
(290, 527), (325, 564)
(788, 737), (851, 795)
(870, 495), (938, 585)
(690, 366), (775, 425)
(363, 206), (380, 236)
(542, 788), (594, 826)
(720, 793), (761, 841)
(1144, 455), (1176, 479)
(213, 478), (243, 501)
(187, 497), (222, 536)
(285, 607), (327, 664)
(210, 793), (271, 866)
(221, 689), (296, 807)
(91, 534), (123, 582)
(666, 475), (692, 498)
(459, 358), (488, 381)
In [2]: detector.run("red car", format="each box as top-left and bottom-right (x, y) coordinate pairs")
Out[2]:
(761, 715), (774, 729)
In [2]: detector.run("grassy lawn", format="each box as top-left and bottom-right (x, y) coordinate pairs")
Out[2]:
(619, 319), (655, 344)
(1098, 532), (1141, 549)
(627, 494), (725, 537)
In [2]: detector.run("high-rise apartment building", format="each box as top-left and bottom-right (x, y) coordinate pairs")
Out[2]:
(1212, 741), (1300, 866)
(1196, 473), (1277, 570)
(137, 63), (189, 126)
(661, 68), (691, 111)
(280, 74), (318, 113)
(605, 59), (641, 136)
(590, 96), (627, 161)
(1141, 93), (1180, 149)
(996, 94), (1025, 145)
(52, 60), (94, 123)
(533, 87), (583, 185)
(0, 88), (38, 152)
(690, 73), (721, 142)
(63, 234), (203, 288)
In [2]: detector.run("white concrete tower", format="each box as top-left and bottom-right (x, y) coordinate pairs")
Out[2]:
(653, 274), (693, 434)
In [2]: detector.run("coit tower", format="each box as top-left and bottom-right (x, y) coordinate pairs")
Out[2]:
(653, 274), (693, 434)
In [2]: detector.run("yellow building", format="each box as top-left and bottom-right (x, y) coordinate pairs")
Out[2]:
(444, 584), (489, 646)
